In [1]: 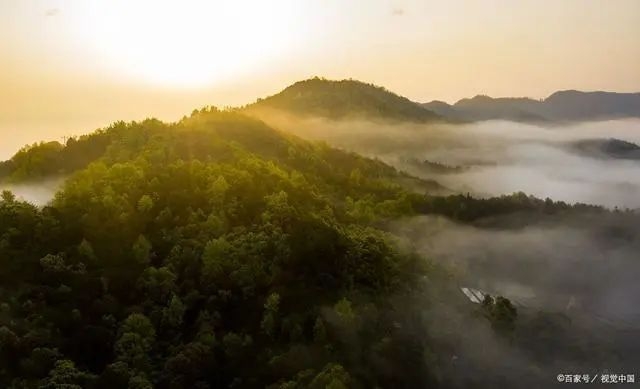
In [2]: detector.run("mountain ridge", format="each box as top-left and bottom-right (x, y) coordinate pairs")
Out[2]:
(424, 90), (640, 123)
(246, 78), (639, 124)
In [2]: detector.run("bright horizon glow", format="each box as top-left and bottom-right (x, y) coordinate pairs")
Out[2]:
(0, 0), (639, 158)
(70, 1), (303, 87)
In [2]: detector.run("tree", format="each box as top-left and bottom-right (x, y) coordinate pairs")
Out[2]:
(312, 318), (327, 344)
(163, 295), (186, 328)
(260, 292), (281, 338)
(128, 374), (153, 389)
(137, 267), (177, 304)
(39, 359), (95, 389)
(1, 190), (15, 203)
(137, 195), (154, 214)
(308, 363), (352, 389)
(77, 239), (96, 262)
(132, 235), (152, 265)
(482, 295), (518, 336)
(114, 314), (156, 373)
(334, 298), (355, 322)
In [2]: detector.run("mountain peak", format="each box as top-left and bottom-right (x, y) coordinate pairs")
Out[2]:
(545, 89), (583, 100)
(469, 94), (494, 101)
(248, 77), (441, 122)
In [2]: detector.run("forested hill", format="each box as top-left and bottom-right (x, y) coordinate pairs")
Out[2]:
(0, 107), (445, 388)
(246, 77), (442, 123)
(0, 108), (419, 190)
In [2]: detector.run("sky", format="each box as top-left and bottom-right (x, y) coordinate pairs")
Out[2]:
(1, 0), (640, 158)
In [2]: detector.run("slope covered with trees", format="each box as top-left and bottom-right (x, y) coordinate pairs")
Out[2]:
(246, 78), (442, 123)
(0, 108), (451, 388)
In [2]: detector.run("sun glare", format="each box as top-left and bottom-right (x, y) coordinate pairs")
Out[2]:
(71, 1), (303, 87)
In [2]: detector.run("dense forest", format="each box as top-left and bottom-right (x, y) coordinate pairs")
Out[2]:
(0, 107), (636, 388)
(0, 108), (436, 388)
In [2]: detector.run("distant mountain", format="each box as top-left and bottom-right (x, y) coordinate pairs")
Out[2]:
(420, 100), (460, 120)
(247, 77), (442, 123)
(423, 91), (640, 122)
(404, 158), (469, 174)
(445, 96), (547, 122)
(569, 138), (640, 160)
(544, 91), (640, 121)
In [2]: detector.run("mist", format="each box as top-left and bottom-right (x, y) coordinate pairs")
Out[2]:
(242, 109), (640, 384)
(0, 178), (63, 206)
(394, 214), (640, 324)
(386, 212), (640, 386)
(251, 109), (640, 209)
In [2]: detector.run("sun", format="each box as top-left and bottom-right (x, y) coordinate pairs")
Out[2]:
(71, 1), (303, 87)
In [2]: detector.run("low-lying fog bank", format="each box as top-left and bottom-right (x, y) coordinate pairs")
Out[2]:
(0, 178), (63, 206)
(392, 214), (640, 327)
(252, 110), (640, 209)
(389, 212), (640, 380)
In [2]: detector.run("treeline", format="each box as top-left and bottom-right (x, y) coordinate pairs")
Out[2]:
(415, 192), (616, 222)
(0, 127), (120, 182)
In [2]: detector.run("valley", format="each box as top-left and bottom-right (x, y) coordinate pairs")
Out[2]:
(1, 79), (639, 387)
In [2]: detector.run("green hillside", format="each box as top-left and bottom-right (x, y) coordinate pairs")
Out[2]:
(247, 77), (442, 122)
(0, 108), (449, 388)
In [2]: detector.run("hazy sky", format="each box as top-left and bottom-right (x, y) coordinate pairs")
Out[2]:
(1, 0), (639, 157)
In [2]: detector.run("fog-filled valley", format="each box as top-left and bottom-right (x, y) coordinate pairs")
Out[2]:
(390, 211), (640, 386)
(251, 110), (640, 209)
(393, 212), (640, 329)
(246, 107), (640, 385)
(1, 79), (639, 388)
(7, 116), (640, 210)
